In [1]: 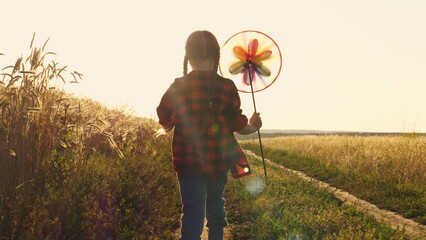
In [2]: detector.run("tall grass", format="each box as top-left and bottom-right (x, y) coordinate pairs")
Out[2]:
(0, 34), (139, 192)
(0, 35), (181, 239)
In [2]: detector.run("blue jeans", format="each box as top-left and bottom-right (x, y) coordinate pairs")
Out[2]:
(178, 171), (228, 240)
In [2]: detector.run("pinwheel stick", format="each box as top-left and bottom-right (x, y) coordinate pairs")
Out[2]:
(247, 61), (267, 178)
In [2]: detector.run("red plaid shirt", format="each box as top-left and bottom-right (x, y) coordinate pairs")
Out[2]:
(157, 71), (248, 176)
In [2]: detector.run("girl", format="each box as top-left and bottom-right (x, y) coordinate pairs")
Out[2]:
(157, 30), (262, 240)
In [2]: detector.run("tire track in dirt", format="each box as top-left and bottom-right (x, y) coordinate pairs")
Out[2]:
(245, 150), (426, 239)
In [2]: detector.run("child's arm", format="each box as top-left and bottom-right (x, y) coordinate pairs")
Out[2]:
(156, 86), (175, 131)
(237, 112), (262, 135)
(226, 80), (263, 135)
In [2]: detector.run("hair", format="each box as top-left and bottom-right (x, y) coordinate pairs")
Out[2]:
(183, 30), (220, 75)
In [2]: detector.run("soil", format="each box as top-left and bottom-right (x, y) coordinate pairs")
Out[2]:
(201, 222), (233, 240)
(174, 220), (233, 240)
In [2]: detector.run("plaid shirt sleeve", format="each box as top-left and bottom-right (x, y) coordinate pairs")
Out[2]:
(227, 80), (248, 132)
(156, 84), (175, 131)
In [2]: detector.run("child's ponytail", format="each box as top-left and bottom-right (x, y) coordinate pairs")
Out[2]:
(213, 52), (220, 74)
(183, 55), (188, 75)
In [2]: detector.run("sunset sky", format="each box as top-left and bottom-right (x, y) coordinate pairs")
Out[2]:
(1, 0), (425, 132)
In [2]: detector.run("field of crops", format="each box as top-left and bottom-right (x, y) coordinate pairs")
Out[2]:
(0, 38), (182, 239)
(242, 135), (426, 227)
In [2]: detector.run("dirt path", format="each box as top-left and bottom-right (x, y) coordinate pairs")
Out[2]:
(174, 220), (233, 240)
(245, 150), (426, 239)
(200, 221), (233, 240)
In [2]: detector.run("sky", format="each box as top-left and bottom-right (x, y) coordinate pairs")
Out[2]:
(1, 0), (425, 133)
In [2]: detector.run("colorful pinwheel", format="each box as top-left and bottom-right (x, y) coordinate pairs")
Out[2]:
(229, 38), (272, 86)
(219, 30), (283, 177)
(220, 30), (282, 93)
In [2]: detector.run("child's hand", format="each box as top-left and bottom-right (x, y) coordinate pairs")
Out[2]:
(249, 112), (262, 130)
(154, 128), (167, 138)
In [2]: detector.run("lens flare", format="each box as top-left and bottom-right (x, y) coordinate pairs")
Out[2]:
(245, 176), (266, 196)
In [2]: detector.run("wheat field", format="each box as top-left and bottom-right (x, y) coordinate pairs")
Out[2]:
(256, 134), (426, 185)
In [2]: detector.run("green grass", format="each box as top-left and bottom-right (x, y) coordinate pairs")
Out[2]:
(225, 152), (414, 240)
(242, 142), (426, 226)
(0, 148), (181, 239)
